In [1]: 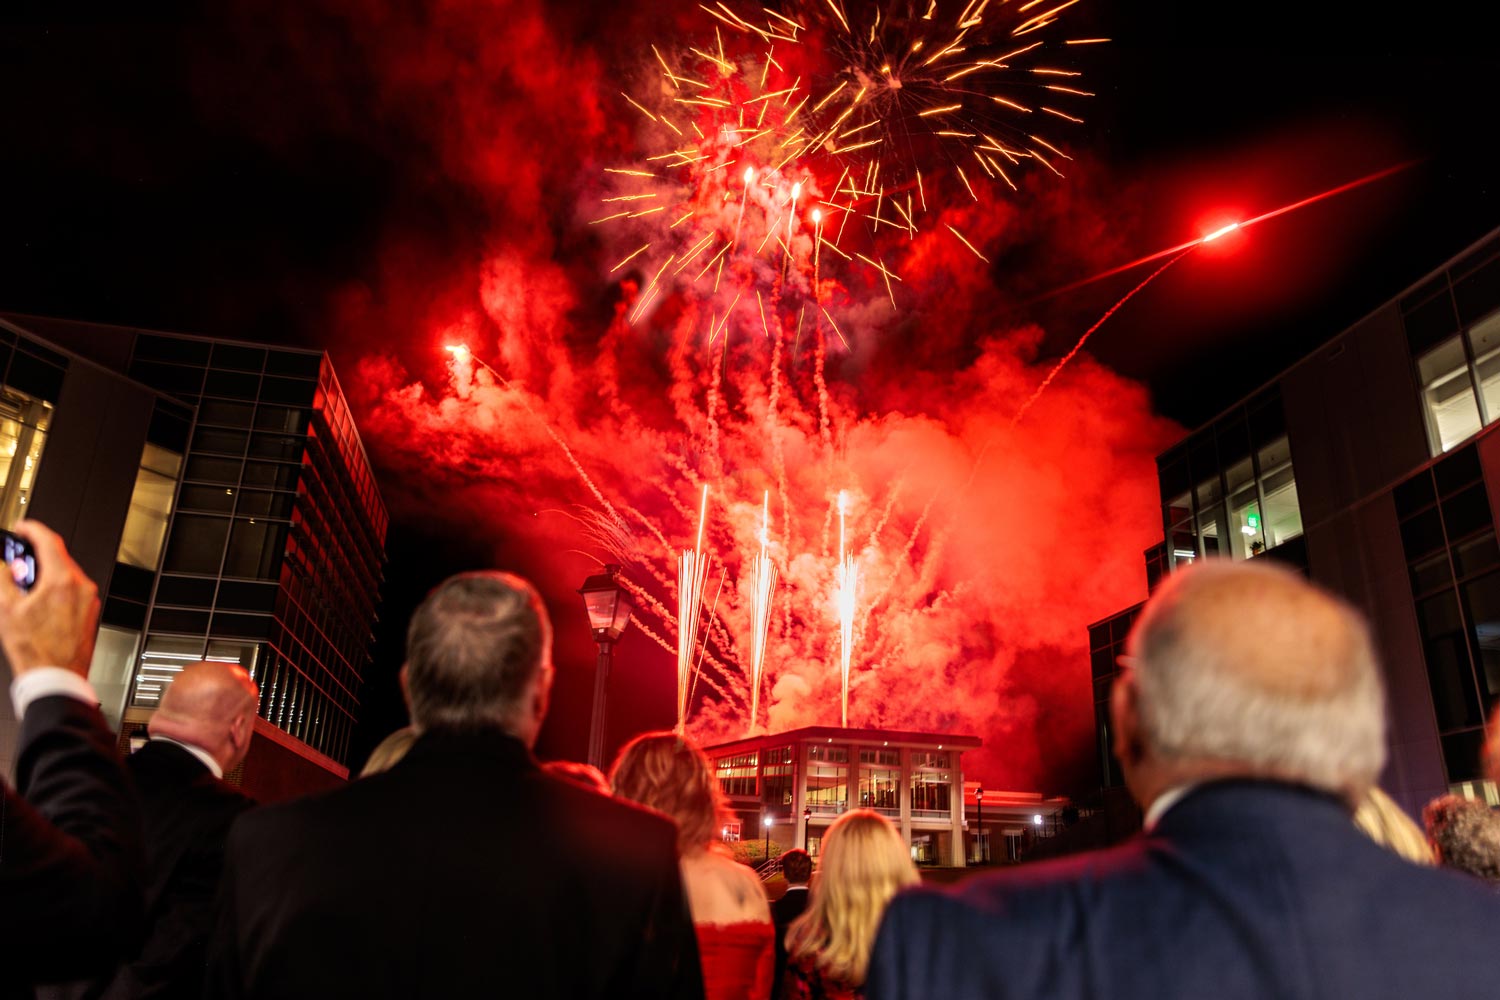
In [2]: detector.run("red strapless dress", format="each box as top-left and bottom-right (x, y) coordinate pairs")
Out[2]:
(695, 920), (776, 1000)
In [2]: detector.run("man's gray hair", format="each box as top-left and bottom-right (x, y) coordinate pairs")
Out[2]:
(1128, 559), (1387, 798)
(405, 571), (552, 730)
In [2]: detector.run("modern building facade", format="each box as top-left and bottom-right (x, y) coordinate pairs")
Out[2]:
(0, 315), (387, 799)
(1088, 226), (1500, 817)
(704, 727), (983, 866)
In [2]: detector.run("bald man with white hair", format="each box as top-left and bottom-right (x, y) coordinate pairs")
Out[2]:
(870, 560), (1500, 1000)
(51, 661), (259, 1000)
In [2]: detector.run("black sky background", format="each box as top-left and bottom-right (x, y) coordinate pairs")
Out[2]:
(2, 2), (1496, 772)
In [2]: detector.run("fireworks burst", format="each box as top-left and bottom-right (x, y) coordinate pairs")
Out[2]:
(600, 0), (1102, 347)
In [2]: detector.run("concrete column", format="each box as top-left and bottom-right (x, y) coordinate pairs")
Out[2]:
(950, 759), (966, 867)
(898, 747), (913, 851)
(793, 741), (809, 849)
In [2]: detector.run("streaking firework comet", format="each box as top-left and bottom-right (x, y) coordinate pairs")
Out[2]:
(677, 484), (712, 734)
(836, 489), (859, 728)
(747, 491), (778, 734)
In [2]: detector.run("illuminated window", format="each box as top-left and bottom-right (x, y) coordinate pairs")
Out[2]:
(715, 752), (758, 797)
(1418, 336), (1483, 453)
(1416, 313), (1500, 455)
(117, 443), (182, 570)
(762, 745), (794, 807)
(0, 388), (51, 528)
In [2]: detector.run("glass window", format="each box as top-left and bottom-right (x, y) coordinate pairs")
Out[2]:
(223, 519), (288, 579)
(1417, 590), (1483, 731)
(1459, 572), (1500, 704)
(910, 771), (951, 815)
(1419, 336), (1483, 453)
(162, 515), (229, 575)
(131, 634), (207, 708)
(86, 625), (141, 732)
(858, 763), (900, 814)
(715, 752), (758, 797)
(117, 443), (182, 571)
(0, 387), (51, 528)
(807, 761), (847, 815)
(1467, 313), (1500, 423)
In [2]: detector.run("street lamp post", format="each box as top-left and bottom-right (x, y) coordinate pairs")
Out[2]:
(975, 785), (985, 864)
(578, 564), (634, 771)
(763, 814), (773, 864)
(802, 805), (811, 849)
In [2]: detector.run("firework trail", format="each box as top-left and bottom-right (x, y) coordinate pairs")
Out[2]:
(836, 489), (859, 728)
(747, 491), (779, 734)
(1011, 250), (1190, 428)
(677, 485), (713, 734)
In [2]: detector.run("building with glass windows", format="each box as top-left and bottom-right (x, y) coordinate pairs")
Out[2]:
(1086, 225), (1500, 818)
(0, 315), (386, 800)
(704, 727), (983, 866)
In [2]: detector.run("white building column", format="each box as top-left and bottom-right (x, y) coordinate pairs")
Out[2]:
(898, 747), (913, 851)
(950, 761), (966, 867)
(793, 741), (809, 849)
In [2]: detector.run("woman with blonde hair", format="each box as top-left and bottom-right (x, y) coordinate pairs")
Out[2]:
(611, 732), (774, 1000)
(784, 809), (918, 1000)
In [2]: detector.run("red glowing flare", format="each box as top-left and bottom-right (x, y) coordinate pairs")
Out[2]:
(1034, 160), (1418, 302)
(445, 344), (470, 357)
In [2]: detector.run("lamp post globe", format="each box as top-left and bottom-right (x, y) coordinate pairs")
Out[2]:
(578, 564), (634, 770)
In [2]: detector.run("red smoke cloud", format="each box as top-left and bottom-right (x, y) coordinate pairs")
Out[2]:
(294, 0), (1179, 794)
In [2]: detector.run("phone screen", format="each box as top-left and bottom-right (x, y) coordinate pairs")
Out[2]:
(3, 532), (36, 593)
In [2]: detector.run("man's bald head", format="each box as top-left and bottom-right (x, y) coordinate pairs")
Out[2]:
(149, 661), (259, 773)
(1118, 560), (1386, 804)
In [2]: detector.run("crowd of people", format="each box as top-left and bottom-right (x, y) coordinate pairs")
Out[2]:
(3, 517), (1500, 999)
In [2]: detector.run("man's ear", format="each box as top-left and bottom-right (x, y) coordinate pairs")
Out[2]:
(1110, 669), (1145, 768)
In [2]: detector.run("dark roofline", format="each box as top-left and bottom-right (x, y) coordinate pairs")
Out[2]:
(0, 311), (319, 356)
(1162, 223), (1500, 443)
(704, 725), (981, 756)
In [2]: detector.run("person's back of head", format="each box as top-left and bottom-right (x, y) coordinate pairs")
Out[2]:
(1423, 794), (1500, 883)
(403, 571), (553, 746)
(542, 759), (610, 794)
(780, 847), (813, 886)
(1353, 786), (1434, 865)
(359, 726), (418, 778)
(147, 660), (259, 773)
(1117, 560), (1386, 808)
(609, 731), (729, 855)
(787, 809), (917, 987)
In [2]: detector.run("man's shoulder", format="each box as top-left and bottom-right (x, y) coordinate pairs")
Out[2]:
(535, 773), (680, 848)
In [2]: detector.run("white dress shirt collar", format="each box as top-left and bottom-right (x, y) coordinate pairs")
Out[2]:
(1144, 783), (1199, 831)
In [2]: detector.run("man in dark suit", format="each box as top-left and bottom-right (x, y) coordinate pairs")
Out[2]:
(49, 660), (258, 1000)
(207, 571), (703, 999)
(0, 521), (144, 998)
(769, 848), (812, 1000)
(869, 560), (1500, 1000)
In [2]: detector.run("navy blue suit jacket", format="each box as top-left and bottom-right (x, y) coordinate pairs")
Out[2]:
(868, 781), (1500, 1000)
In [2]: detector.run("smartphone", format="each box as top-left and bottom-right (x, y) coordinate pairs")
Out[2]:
(1, 530), (36, 593)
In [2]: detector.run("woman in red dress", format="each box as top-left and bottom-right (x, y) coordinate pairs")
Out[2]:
(612, 733), (775, 1000)
(782, 810), (918, 1000)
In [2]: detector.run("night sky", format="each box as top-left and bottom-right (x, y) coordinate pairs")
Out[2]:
(2, 2), (1496, 779)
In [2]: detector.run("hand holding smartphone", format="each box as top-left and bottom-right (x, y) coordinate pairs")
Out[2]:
(2, 528), (37, 592)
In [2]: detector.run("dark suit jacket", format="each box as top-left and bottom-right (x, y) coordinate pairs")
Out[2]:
(869, 780), (1500, 1000)
(770, 884), (811, 1000)
(207, 726), (704, 1000)
(0, 694), (143, 998)
(47, 740), (256, 1000)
